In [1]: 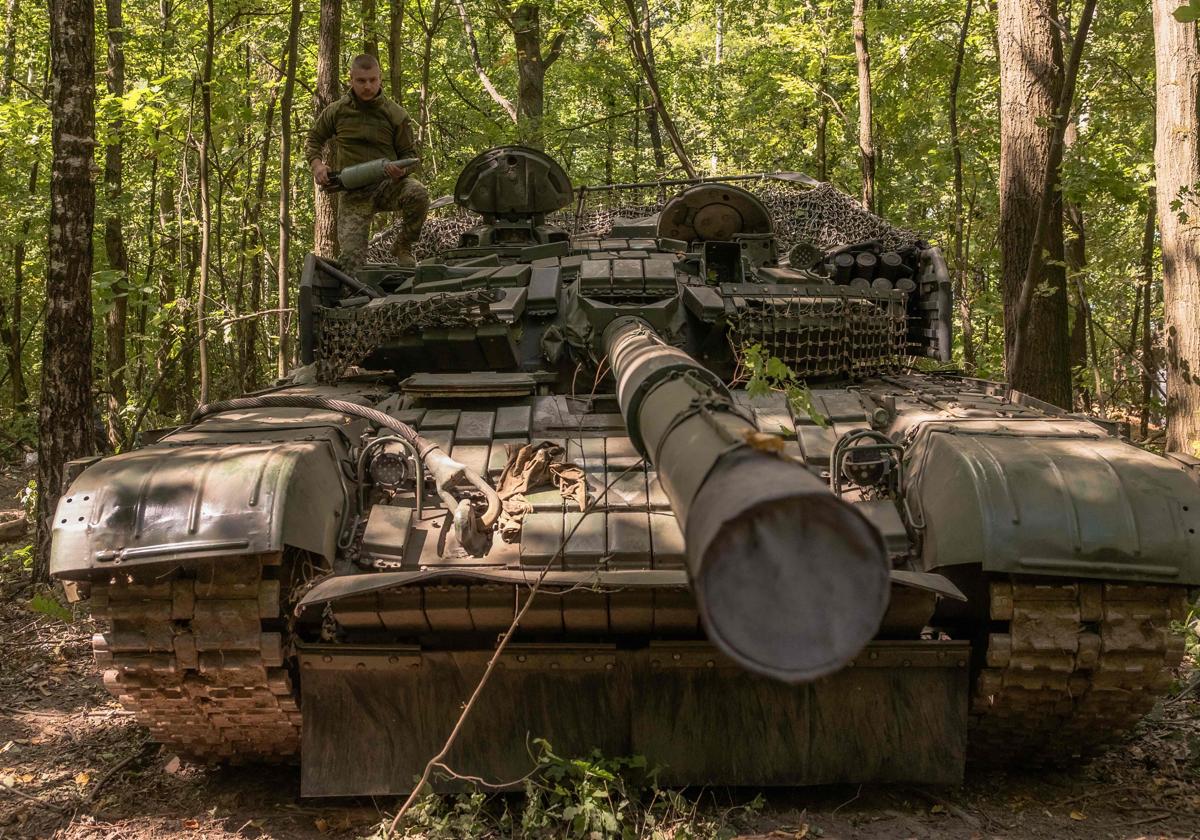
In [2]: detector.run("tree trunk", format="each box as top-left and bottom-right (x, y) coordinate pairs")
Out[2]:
(156, 172), (179, 418)
(853, 0), (875, 213)
(103, 0), (129, 448)
(244, 67), (279, 392)
(604, 89), (615, 182)
(314, 0), (341, 258)
(1, 0), (25, 409)
(630, 82), (640, 181)
(640, 0), (665, 175)
(1153, 0), (1200, 456)
(816, 91), (828, 182)
(509, 3), (564, 148)
(997, 0), (1070, 407)
(8, 161), (33, 410)
(364, 0), (379, 57)
(710, 2), (721, 175)
(624, 0), (696, 178)
(279, 0), (300, 378)
(38, 0), (98, 580)
(1139, 187), (1156, 438)
(417, 0), (443, 151)
(1004, 0), (1096, 406)
(1064, 196), (1095, 406)
(1, 0), (15, 91)
(389, 0), (404, 99)
(197, 0), (214, 406)
(949, 0), (975, 370)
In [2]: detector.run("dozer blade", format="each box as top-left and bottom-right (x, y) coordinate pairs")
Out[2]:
(299, 640), (968, 797)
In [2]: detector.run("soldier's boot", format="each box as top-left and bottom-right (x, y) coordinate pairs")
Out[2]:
(391, 217), (425, 267)
(391, 244), (416, 267)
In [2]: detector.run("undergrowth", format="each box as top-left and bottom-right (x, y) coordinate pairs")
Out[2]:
(370, 740), (767, 839)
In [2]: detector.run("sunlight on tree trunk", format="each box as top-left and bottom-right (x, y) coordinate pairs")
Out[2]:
(1153, 0), (1200, 456)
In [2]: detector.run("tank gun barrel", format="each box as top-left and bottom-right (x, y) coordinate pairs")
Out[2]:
(603, 316), (890, 684)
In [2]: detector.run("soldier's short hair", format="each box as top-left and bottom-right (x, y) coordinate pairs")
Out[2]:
(351, 54), (380, 72)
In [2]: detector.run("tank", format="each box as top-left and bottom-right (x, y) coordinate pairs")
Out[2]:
(51, 146), (1200, 795)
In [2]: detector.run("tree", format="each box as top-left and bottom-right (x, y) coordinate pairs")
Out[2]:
(279, 0), (300, 377)
(997, 0), (1069, 406)
(102, 0), (129, 447)
(37, 0), (97, 579)
(389, 0), (404, 99)
(1004, 0), (1097, 405)
(852, 0), (875, 212)
(949, 0), (975, 370)
(1, 0), (28, 410)
(1153, 0), (1200, 455)
(313, 0), (341, 259)
(498, 2), (565, 147)
(196, 0), (214, 405)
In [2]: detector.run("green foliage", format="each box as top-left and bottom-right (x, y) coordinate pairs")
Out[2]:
(3, 543), (33, 570)
(742, 343), (827, 428)
(377, 740), (765, 839)
(28, 591), (73, 623)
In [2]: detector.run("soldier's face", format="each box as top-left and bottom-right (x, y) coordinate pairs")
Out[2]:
(350, 66), (382, 100)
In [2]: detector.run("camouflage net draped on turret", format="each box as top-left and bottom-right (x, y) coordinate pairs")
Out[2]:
(366, 175), (924, 262)
(314, 290), (498, 381)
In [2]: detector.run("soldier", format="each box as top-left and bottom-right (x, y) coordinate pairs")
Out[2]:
(305, 54), (430, 273)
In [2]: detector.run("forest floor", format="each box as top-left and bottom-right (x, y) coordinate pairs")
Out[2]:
(1, 465), (1198, 840)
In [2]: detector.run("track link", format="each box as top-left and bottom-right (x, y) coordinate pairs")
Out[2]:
(89, 553), (300, 762)
(970, 578), (1188, 764)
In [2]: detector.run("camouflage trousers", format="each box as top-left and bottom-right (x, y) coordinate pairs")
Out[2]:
(337, 176), (430, 276)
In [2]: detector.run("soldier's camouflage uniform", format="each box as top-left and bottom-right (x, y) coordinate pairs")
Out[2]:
(305, 90), (430, 275)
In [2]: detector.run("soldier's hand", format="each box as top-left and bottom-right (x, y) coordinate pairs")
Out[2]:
(384, 162), (410, 181)
(312, 161), (331, 186)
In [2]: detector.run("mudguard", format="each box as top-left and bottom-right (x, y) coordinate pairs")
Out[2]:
(50, 436), (347, 579)
(905, 419), (1200, 584)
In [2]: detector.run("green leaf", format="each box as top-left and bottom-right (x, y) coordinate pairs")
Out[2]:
(29, 593), (73, 623)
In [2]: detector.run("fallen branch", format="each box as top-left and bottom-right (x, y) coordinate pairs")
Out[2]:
(82, 739), (152, 806)
(0, 782), (71, 816)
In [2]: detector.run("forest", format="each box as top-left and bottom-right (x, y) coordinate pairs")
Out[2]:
(8, 0), (1200, 574)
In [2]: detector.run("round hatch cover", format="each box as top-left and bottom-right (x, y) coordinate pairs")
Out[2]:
(656, 182), (772, 243)
(454, 146), (573, 218)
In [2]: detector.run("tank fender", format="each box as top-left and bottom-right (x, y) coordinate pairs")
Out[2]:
(905, 421), (1200, 584)
(49, 438), (347, 580)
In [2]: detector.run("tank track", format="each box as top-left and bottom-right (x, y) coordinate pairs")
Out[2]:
(88, 553), (300, 762)
(970, 578), (1188, 764)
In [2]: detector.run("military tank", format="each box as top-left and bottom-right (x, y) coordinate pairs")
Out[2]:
(51, 146), (1200, 796)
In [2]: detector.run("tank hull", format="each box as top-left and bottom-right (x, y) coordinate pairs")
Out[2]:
(51, 149), (1200, 792)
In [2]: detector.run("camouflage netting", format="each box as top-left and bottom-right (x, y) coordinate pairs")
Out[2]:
(729, 292), (909, 379)
(366, 175), (924, 262)
(314, 289), (498, 381)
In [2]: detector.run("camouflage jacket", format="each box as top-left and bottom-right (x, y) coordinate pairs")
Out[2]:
(304, 91), (417, 170)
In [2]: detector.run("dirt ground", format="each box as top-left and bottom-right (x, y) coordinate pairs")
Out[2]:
(1, 471), (1198, 839)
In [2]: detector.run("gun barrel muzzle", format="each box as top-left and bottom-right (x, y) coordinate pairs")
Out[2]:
(604, 316), (890, 683)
